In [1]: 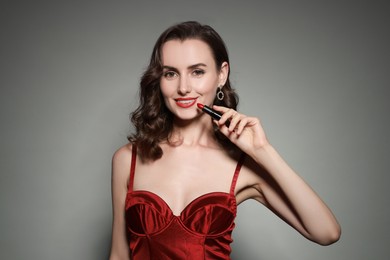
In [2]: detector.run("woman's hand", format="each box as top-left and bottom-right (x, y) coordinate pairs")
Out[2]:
(212, 105), (269, 157)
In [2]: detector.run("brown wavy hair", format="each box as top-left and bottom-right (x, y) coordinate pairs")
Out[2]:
(128, 21), (239, 161)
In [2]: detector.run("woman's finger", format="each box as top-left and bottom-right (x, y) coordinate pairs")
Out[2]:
(228, 112), (241, 132)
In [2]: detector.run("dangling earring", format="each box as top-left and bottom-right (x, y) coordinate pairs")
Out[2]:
(216, 86), (224, 101)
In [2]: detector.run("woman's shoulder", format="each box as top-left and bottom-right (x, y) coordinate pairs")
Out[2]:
(111, 143), (136, 188)
(112, 142), (134, 166)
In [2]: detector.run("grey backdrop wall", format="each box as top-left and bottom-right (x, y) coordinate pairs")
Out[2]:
(1, 1), (389, 259)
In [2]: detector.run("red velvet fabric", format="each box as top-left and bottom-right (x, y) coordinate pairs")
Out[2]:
(125, 147), (245, 259)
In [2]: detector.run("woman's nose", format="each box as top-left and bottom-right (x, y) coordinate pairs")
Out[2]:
(178, 76), (191, 95)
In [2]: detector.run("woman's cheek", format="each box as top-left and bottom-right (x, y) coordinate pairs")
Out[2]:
(195, 78), (217, 94)
(160, 80), (175, 97)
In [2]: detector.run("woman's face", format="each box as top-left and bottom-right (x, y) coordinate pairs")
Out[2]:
(160, 39), (228, 121)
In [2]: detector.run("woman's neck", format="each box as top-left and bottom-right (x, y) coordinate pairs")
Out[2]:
(169, 115), (219, 148)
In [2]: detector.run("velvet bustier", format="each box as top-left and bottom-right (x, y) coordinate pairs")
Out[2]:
(125, 147), (245, 259)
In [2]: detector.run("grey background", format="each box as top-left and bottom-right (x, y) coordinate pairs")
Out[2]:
(1, 1), (389, 259)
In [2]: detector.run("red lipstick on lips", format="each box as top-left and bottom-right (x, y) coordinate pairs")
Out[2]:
(175, 97), (197, 108)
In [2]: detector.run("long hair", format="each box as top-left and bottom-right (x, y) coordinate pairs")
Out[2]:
(128, 21), (239, 161)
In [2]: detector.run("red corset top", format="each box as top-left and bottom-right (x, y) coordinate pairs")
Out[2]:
(125, 146), (245, 259)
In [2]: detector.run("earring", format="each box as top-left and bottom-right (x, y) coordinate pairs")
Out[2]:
(216, 86), (224, 101)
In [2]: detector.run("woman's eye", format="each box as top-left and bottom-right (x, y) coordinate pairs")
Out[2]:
(192, 69), (205, 77)
(163, 71), (177, 79)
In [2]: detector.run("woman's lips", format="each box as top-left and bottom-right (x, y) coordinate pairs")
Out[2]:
(175, 98), (198, 108)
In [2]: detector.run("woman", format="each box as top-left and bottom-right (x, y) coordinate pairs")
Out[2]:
(110, 21), (340, 259)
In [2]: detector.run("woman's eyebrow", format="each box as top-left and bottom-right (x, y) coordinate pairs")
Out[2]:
(162, 63), (207, 71)
(188, 63), (207, 69)
(162, 65), (178, 72)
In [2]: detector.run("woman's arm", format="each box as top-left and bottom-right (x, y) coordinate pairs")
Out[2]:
(213, 105), (341, 245)
(109, 145), (132, 260)
(245, 145), (341, 245)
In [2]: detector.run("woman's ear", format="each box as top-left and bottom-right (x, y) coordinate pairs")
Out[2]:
(219, 62), (229, 86)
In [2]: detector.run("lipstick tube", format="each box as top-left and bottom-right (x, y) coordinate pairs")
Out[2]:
(197, 103), (230, 126)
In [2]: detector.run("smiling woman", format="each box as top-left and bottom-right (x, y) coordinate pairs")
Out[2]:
(128, 22), (239, 161)
(109, 21), (341, 260)
(160, 39), (228, 119)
